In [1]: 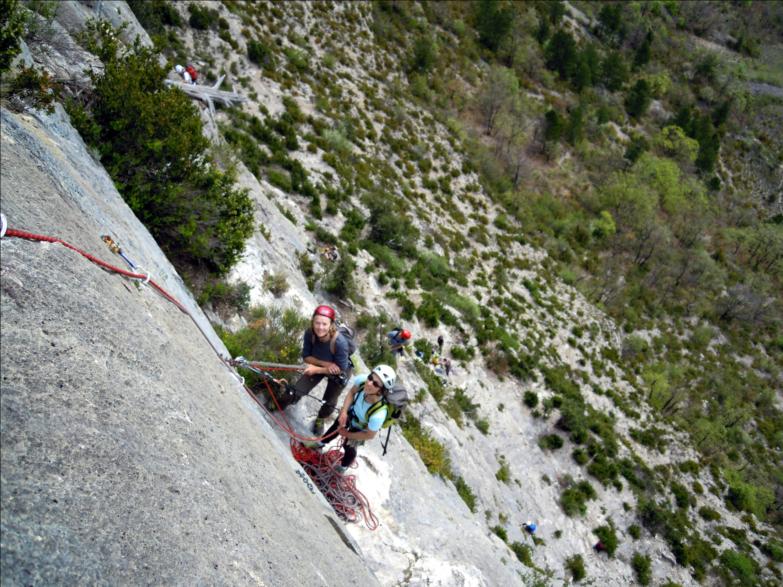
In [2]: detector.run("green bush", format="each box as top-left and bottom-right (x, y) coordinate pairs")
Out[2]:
(247, 39), (275, 67)
(523, 391), (539, 408)
(68, 27), (252, 275)
(197, 279), (250, 316)
(698, 506), (721, 522)
(565, 554), (586, 581)
(511, 542), (534, 567)
(496, 458), (511, 484)
(560, 480), (596, 517)
(400, 414), (452, 478)
(450, 345), (474, 361)
(538, 434), (564, 450)
(218, 306), (308, 388)
(414, 360), (446, 402)
(761, 540), (783, 562)
(491, 525), (508, 542)
(593, 524), (619, 557)
(454, 476), (477, 512)
(719, 550), (759, 586)
(670, 482), (691, 509)
(323, 252), (358, 301)
(263, 272), (289, 297)
(127, 0), (182, 34)
(0, 0), (27, 73)
(572, 448), (589, 465)
(628, 524), (641, 539)
(188, 3), (219, 30)
(631, 552), (652, 585)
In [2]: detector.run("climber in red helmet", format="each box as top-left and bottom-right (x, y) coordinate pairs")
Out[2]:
(276, 305), (353, 435)
(387, 326), (413, 357)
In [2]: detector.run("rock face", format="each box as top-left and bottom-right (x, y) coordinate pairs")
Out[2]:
(0, 106), (378, 585)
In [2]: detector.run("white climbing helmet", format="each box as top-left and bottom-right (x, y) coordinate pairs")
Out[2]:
(175, 64), (184, 74)
(372, 364), (396, 391)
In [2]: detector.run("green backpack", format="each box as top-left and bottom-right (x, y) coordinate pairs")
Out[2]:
(357, 382), (409, 455)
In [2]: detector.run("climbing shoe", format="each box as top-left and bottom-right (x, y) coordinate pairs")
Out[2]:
(312, 418), (325, 435)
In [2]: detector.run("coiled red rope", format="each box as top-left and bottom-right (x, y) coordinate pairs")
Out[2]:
(291, 440), (378, 530)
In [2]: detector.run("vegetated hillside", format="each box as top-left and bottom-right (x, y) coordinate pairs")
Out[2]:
(127, 1), (779, 584)
(5, 0), (781, 584)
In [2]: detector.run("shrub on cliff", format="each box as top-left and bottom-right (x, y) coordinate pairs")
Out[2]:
(67, 22), (253, 275)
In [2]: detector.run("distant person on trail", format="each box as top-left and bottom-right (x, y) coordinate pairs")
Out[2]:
(387, 328), (412, 356)
(437, 334), (444, 354)
(314, 364), (397, 474)
(277, 305), (352, 435)
(442, 357), (452, 377)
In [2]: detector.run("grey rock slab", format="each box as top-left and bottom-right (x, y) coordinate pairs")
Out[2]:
(0, 105), (379, 585)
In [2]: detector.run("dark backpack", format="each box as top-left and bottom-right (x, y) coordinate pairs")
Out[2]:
(319, 322), (356, 356)
(311, 322), (357, 361)
(363, 382), (409, 455)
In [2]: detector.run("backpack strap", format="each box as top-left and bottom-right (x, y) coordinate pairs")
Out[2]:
(381, 427), (392, 456)
(365, 396), (388, 421)
(329, 331), (339, 355)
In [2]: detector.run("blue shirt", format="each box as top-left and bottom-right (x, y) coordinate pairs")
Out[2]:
(301, 329), (350, 372)
(351, 374), (388, 432)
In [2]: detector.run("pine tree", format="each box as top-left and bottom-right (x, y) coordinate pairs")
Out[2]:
(634, 30), (653, 69)
(475, 0), (513, 53)
(544, 109), (563, 143)
(545, 29), (577, 81)
(626, 79), (652, 119)
(601, 51), (628, 91)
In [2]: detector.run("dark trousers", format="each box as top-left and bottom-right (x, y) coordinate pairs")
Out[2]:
(322, 419), (360, 467)
(291, 370), (352, 419)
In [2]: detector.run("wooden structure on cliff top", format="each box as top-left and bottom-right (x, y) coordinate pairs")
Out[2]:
(164, 75), (246, 116)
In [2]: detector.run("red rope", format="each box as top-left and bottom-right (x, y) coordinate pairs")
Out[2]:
(3, 228), (189, 314)
(290, 440), (379, 530)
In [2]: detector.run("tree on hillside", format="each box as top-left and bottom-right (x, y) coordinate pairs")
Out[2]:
(476, 64), (519, 135)
(409, 32), (437, 73)
(0, 0), (26, 73)
(545, 28), (577, 81)
(600, 50), (629, 91)
(625, 79), (652, 119)
(634, 30), (653, 69)
(68, 25), (253, 274)
(475, 0), (513, 53)
(595, 2), (626, 46)
(571, 43), (600, 92)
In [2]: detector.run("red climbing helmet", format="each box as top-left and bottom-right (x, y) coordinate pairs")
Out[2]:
(313, 305), (336, 321)
(401, 329), (412, 340)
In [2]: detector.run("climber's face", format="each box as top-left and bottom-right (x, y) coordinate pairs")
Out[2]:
(312, 315), (331, 339)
